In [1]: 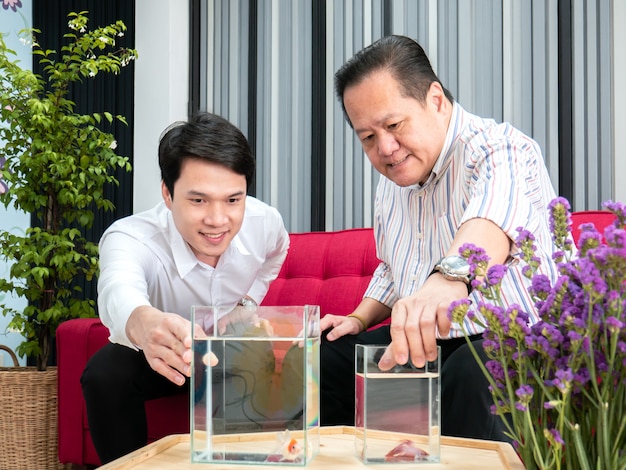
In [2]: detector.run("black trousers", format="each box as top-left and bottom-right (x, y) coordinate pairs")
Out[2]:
(320, 326), (511, 442)
(81, 339), (304, 464)
(81, 343), (188, 464)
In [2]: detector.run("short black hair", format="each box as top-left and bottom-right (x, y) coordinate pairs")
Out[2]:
(335, 35), (454, 127)
(158, 112), (255, 198)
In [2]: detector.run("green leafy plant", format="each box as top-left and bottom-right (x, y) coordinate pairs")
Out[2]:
(450, 198), (626, 469)
(0, 11), (137, 370)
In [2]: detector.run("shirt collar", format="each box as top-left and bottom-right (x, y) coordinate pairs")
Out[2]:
(418, 102), (461, 190)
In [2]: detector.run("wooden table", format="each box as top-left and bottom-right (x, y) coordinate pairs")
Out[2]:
(99, 426), (524, 469)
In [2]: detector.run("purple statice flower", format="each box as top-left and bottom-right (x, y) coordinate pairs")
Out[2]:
(529, 273), (552, 300)
(603, 290), (623, 315)
(459, 242), (489, 279)
(515, 228), (542, 276)
(576, 258), (607, 297)
(548, 197), (575, 257)
(544, 400), (558, 410)
(552, 368), (574, 395)
(603, 200), (626, 225)
(525, 330), (558, 359)
(448, 298), (472, 324)
(486, 264), (508, 287)
(605, 316), (623, 334)
(572, 367), (591, 390)
(535, 275), (570, 321)
(544, 428), (565, 446)
(551, 250), (566, 263)
(515, 384), (534, 411)
(603, 225), (626, 250)
(482, 334), (501, 355)
(577, 224), (603, 255)
(593, 350), (609, 374)
(485, 360), (506, 385)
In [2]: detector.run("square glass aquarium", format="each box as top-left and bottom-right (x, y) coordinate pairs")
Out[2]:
(355, 344), (440, 464)
(191, 305), (320, 466)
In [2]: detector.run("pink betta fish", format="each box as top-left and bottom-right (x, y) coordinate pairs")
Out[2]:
(384, 439), (429, 462)
(265, 430), (303, 462)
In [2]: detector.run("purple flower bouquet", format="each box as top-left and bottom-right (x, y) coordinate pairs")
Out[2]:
(449, 198), (626, 470)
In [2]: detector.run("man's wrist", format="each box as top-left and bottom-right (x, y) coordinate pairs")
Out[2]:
(347, 313), (368, 331)
(430, 255), (474, 295)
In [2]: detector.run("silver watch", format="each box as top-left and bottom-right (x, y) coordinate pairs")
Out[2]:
(239, 297), (257, 311)
(432, 255), (472, 285)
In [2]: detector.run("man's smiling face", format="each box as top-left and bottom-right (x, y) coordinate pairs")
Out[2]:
(343, 69), (450, 186)
(162, 158), (246, 267)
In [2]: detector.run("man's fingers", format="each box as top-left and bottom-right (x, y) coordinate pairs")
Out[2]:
(377, 345), (397, 371)
(406, 311), (429, 367)
(148, 355), (187, 385)
(388, 307), (409, 365)
(320, 314), (341, 332)
(436, 303), (452, 338)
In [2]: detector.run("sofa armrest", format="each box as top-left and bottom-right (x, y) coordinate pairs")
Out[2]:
(57, 317), (110, 464)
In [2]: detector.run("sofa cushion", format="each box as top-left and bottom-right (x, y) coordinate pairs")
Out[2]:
(261, 228), (379, 314)
(570, 210), (617, 246)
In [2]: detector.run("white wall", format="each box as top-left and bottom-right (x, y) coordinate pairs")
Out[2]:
(133, 0), (190, 213)
(613, 0), (626, 204)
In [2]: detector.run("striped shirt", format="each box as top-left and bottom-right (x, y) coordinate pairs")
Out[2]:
(364, 103), (560, 338)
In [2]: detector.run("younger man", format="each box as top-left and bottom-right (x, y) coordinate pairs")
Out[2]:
(81, 112), (289, 463)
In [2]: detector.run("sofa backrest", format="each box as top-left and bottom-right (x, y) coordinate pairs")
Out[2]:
(261, 228), (379, 316)
(570, 210), (617, 247)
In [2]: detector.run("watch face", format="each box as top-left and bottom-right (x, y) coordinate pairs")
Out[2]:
(240, 297), (257, 311)
(441, 255), (470, 276)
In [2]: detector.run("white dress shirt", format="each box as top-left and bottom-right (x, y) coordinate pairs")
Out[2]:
(97, 196), (289, 349)
(364, 103), (560, 337)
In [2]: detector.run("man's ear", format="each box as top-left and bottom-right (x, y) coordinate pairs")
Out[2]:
(428, 81), (447, 111)
(161, 181), (173, 208)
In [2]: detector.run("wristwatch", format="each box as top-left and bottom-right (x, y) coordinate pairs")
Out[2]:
(238, 297), (257, 311)
(431, 255), (473, 292)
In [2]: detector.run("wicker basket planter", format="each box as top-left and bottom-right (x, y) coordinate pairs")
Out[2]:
(0, 345), (69, 470)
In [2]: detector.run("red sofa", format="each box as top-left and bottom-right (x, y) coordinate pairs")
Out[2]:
(56, 211), (618, 466)
(56, 228), (379, 466)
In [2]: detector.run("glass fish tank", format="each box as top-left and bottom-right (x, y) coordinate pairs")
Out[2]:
(191, 305), (320, 466)
(355, 344), (440, 464)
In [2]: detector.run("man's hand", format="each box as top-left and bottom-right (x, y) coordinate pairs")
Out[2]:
(378, 275), (466, 371)
(321, 299), (391, 341)
(126, 306), (203, 385)
(320, 313), (365, 341)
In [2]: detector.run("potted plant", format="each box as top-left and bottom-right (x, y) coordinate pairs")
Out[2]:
(0, 10), (137, 370)
(0, 11), (137, 469)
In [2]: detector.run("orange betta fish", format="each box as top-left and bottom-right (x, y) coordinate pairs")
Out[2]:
(266, 429), (304, 462)
(282, 437), (303, 461)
